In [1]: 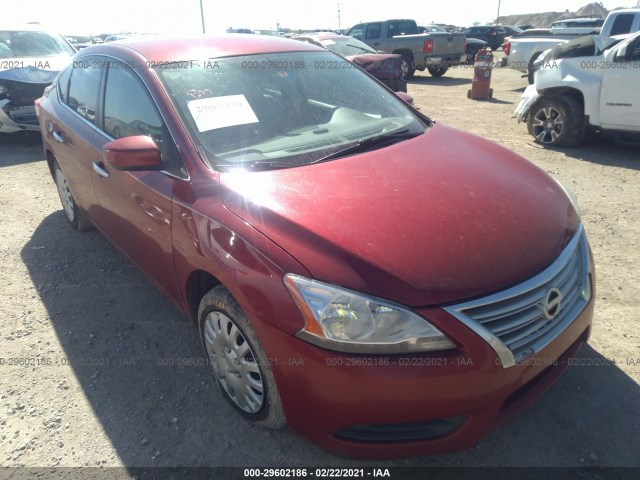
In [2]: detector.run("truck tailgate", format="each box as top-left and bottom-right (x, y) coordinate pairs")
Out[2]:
(431, 33), (466, 55)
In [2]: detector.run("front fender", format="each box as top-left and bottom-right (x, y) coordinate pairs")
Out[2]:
(514, 84), (540, 123)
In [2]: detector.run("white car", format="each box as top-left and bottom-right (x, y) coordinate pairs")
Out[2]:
(0, 25), (74, 134)
(514, 32), (640, 147)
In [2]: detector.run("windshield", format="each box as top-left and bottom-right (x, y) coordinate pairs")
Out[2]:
(319, 37), (376, 56)
(0, 30), (75, 58)
(156, 51), (427, 171)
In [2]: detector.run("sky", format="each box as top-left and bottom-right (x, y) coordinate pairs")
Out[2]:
(7, 0), (640, 34)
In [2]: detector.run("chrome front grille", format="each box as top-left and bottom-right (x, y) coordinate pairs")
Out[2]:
(445, 225), (592, 368)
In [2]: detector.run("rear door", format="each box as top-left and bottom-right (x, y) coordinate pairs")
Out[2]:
(43, 57), (104, 218)
(600, 36), (640, 131)
(90, 60), (186, 300)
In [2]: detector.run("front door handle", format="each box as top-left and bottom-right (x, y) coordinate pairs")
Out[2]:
(52, 131), (64, 143)
(92, 161), (110, 178)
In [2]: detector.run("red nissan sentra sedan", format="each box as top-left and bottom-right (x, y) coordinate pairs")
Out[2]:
(36, 34), (595, 459)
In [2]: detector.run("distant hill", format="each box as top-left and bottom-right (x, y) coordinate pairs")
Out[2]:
(496, 2), (610, 28)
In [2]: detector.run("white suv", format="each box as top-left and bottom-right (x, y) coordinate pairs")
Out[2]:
(514, 32), (640, 146)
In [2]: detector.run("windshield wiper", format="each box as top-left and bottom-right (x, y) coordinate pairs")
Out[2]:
(214, 161), (295, 172)
(347, 44), (374, 53)
(308, 129), (422, 165)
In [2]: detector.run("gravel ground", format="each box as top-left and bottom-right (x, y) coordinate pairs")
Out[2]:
(0, 61), (638, 477)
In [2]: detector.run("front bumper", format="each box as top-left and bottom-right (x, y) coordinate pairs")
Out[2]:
(514, 84), (540, 123)
(0, 98), (40, 133)
(249, 287), (594, 458)
(424, 54), (467, 68)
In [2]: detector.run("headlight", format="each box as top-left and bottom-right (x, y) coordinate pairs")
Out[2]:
(284, 274), (456, 354)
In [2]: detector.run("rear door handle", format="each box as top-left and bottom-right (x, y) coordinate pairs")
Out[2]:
(92, 161), (110, 178)
(52, 131), (64, 143)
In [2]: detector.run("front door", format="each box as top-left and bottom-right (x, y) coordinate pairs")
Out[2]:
(90, 60), (185, 301)
(600, 36), (640, 131)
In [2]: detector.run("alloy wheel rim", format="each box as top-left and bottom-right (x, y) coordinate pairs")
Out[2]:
(55, 169), (75, 222)
(204, 311), (264, 413)
(400, 60), (409, 78)
(532, 106), (564, 144)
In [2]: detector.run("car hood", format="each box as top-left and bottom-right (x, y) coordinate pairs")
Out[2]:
(346, 53), (403, 80)
(542, 34), (620, 61)
(220, 123), (579, 307)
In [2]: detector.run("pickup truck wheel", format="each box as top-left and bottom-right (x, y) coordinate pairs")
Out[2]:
(427, 66), (448, 77)
(527, 96), (583, 147)
(53, 162), (93, 231)
(400, 56), (415, 80)
(198, 285), (286, 429)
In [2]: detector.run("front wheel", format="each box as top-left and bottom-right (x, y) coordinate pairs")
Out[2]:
(400, 55), (416, 80)
(527, 96), (583, 147)
(427, 66), (448, 77)
(198, 285), (286, 429)
(53, 162), (93, 231)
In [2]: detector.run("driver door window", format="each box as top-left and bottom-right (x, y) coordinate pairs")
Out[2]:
(103, 61), (184, 177)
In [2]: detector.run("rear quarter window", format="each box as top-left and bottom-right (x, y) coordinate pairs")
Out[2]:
(56, 66), (72, 103)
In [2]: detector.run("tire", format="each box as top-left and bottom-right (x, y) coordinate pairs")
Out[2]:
(383, 78), (407, 93)
(53, 162), (93, 231)
(527, 96), (583, 147)
(427, 66), (448, 77)
(400, 55), (415, 80)
(198, 285), (286, 429)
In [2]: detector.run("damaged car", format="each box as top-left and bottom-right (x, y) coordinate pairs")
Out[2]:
(294, 33), (407, 92)
(0, 26), (74, 134)
(514, 32), (640, 146)
(37, 35), (595, 458)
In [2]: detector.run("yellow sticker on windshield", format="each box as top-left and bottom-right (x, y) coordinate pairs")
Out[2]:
(187, 94), (259, 132)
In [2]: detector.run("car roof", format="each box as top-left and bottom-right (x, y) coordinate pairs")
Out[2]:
(84, 34), (322, 62)
(0, 24), (63, 34)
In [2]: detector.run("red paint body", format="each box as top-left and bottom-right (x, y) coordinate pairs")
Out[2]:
(37, 35), (595, 458)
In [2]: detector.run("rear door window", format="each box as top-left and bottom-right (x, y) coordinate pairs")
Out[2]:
(610, 14), (635, 36)
(67, 58), (102, 124)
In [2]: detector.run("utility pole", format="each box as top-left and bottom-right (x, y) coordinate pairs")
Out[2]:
(337, 2), (342, 30)
(496, 0), (501, 25)
(199, 0), (206, 33)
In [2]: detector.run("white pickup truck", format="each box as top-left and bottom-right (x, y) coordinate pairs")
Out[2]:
(513, 32), (640, 147)
(504, 8), (640, 83)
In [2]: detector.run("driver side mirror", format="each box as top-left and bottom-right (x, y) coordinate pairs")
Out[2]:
(395, 91), (414, 105)
(103, 135), (162, 171)
(614, 44), (628, 62)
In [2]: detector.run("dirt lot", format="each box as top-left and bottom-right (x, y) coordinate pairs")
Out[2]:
(0, 62), (638, 475)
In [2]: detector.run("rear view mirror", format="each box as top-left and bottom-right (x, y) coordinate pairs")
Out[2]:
(103, 135), (162, 171)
